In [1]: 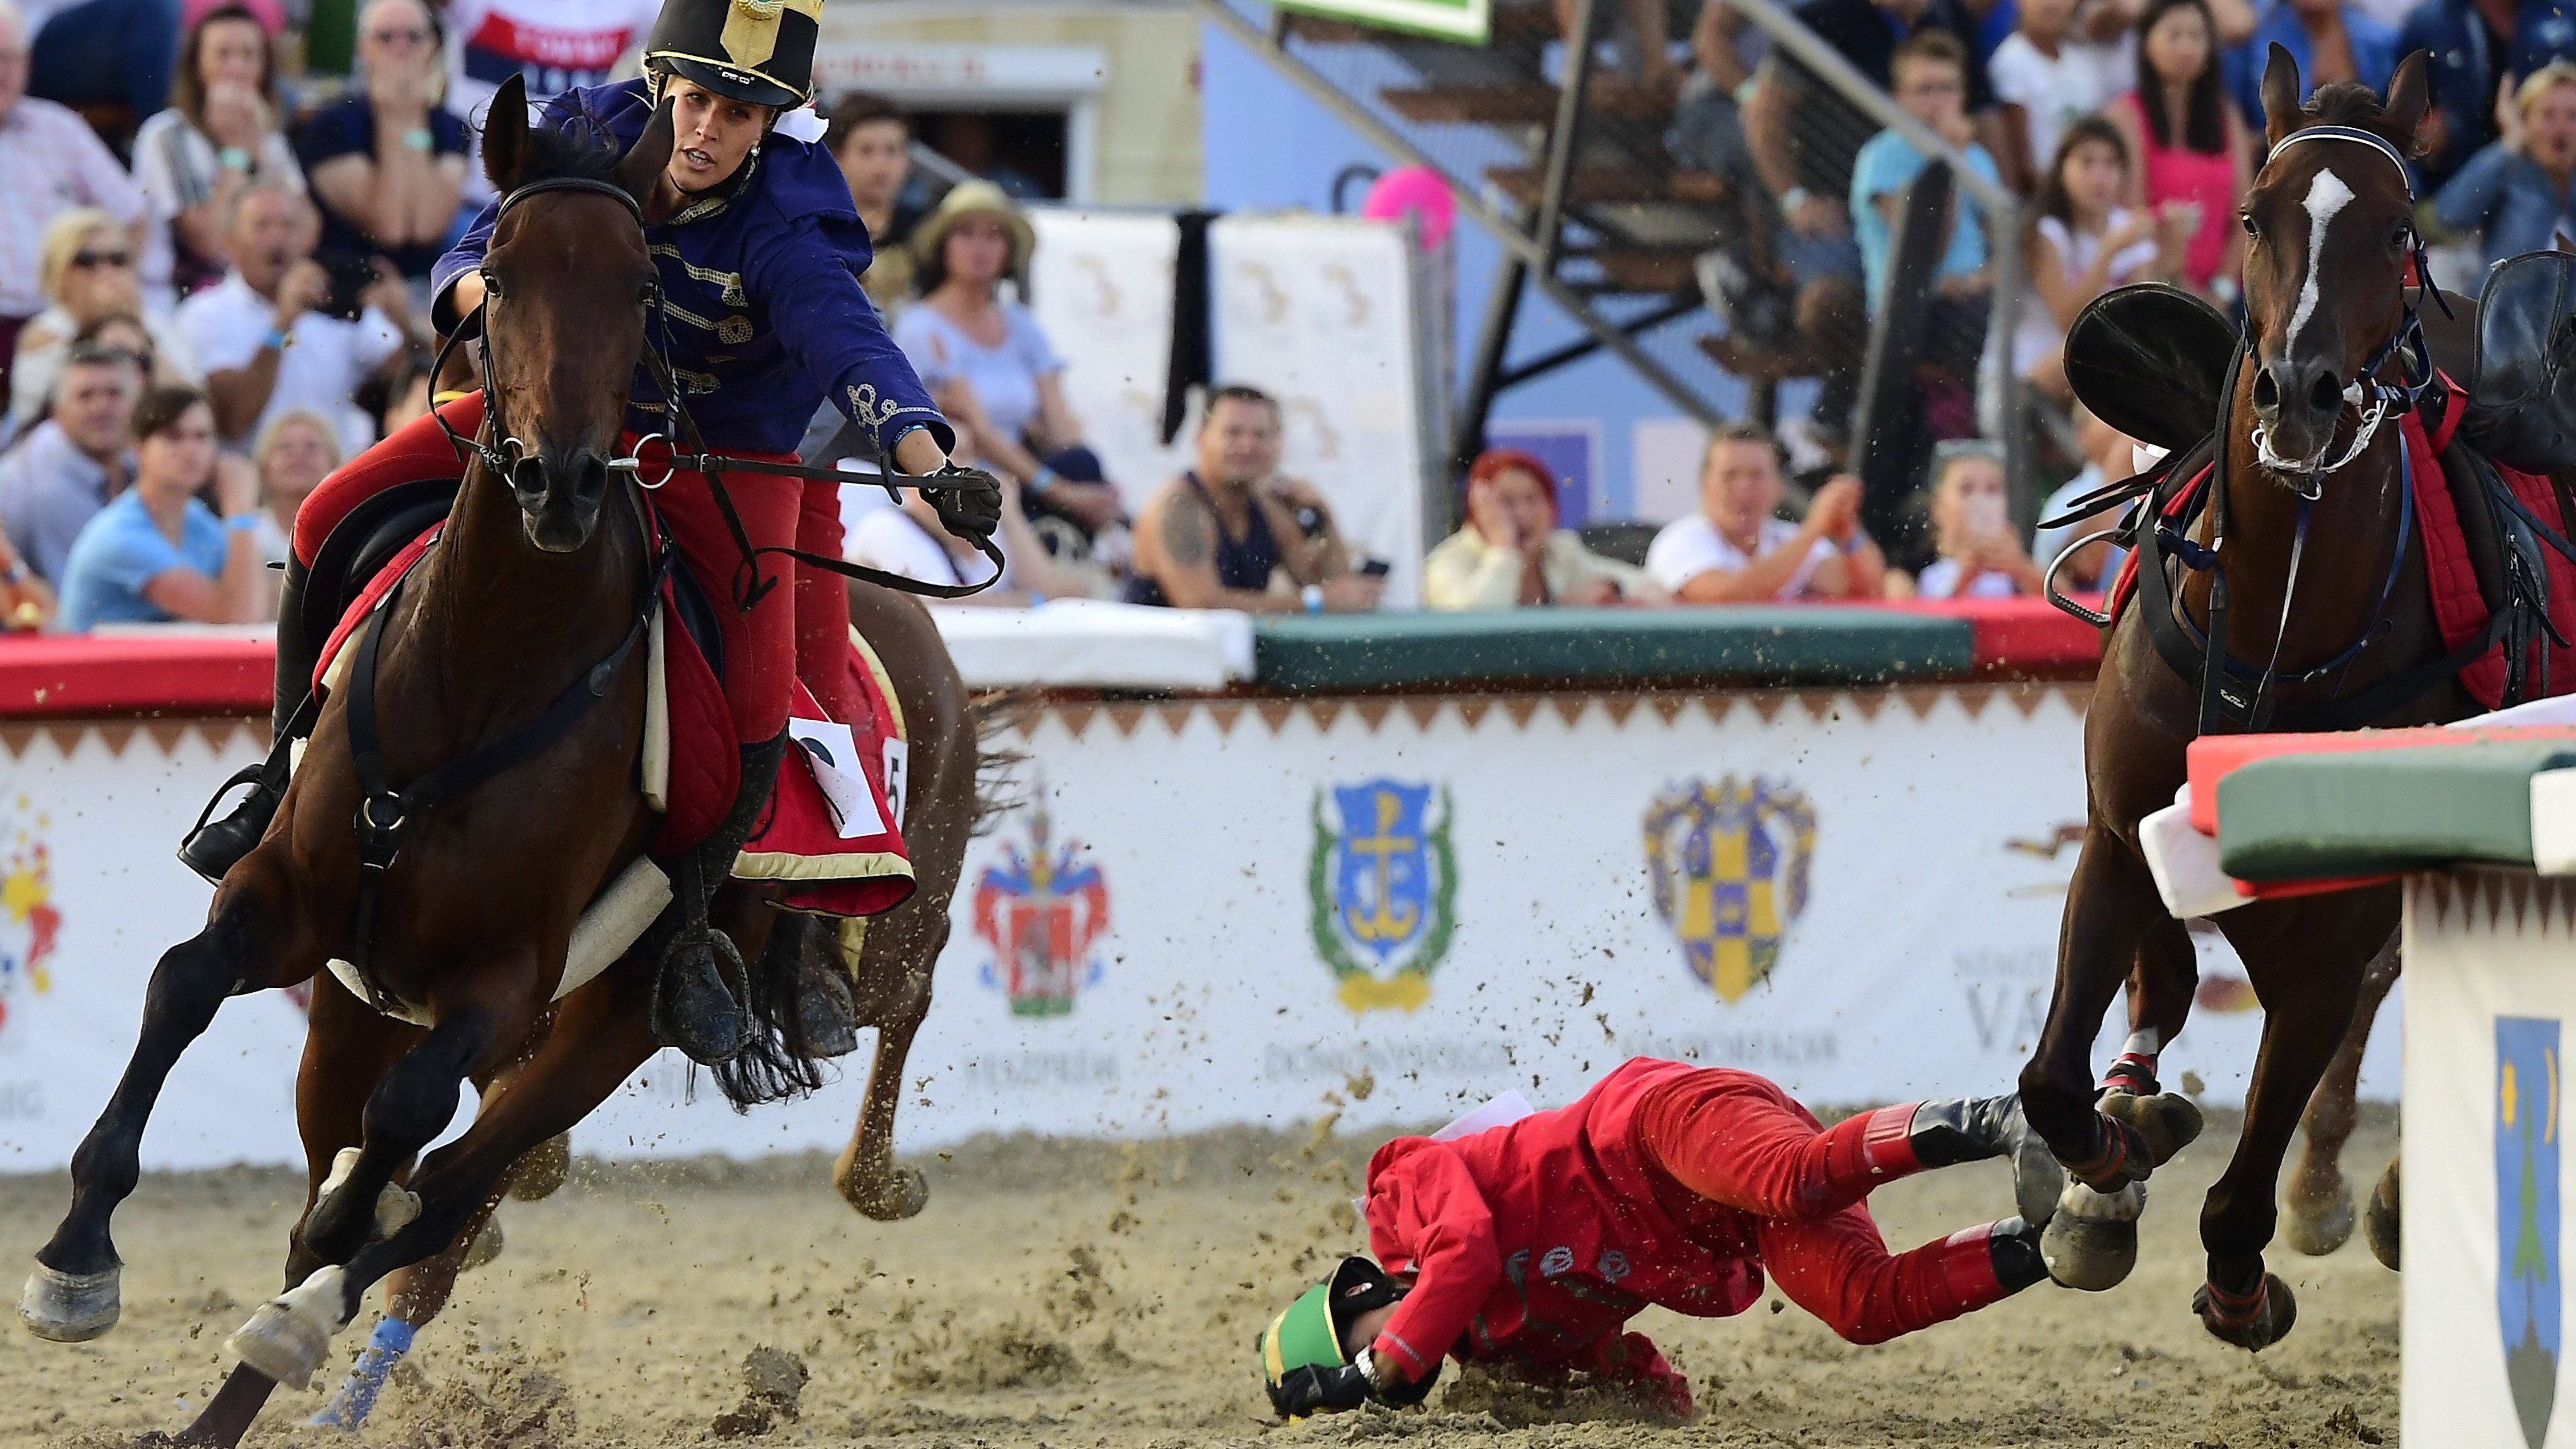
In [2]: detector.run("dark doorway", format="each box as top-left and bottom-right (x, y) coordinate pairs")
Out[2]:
(913, 110), (1069, 200)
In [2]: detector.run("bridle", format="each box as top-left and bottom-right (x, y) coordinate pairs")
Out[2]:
(2243, 124), (2446, 493)
(426, 172), (1007, 603)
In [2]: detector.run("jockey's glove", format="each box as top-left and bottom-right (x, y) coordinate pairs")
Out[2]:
(1269, 1361), (1377, 1418)
(926, 463), (1004, 543)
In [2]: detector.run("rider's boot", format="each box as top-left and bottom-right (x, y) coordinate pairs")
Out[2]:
(1821, 1094), (2066, 1224)
(179, 558), (317, 883)
(649, 733), (789, 1065)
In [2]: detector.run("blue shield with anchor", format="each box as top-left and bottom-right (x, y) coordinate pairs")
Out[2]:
(1332, 781), (1431, 964)
(2499, 1015), (2560, 1449)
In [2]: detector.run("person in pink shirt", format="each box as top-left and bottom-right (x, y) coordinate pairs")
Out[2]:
(2106, 0), (2254, 301)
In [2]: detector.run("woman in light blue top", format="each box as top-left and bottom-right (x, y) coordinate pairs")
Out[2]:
(58, 385), (268, 631)
(894, 181), (1125, 534)
(2433, 61), (2576, 288)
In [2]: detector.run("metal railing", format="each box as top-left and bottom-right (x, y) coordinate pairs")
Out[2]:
(1724, 0), (2030, 530)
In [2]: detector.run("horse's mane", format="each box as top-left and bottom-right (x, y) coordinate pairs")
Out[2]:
(2297, 83), (2419, 155)
(500, 114), (626, 192)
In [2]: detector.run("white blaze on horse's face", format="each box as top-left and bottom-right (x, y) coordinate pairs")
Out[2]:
(2284, 164), (2357, 365)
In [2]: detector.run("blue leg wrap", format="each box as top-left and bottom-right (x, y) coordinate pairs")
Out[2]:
(311, 1316), (416, 1430)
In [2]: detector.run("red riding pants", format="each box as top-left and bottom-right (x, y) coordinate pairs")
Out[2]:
(1633, 1071), (2007, 1346)
(295, 394), (862, 742)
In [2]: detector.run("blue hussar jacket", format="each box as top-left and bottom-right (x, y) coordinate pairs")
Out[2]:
(433, 78), (953, 459)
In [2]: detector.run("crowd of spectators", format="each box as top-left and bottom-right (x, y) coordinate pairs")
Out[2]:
(9, 0), (2574, 631)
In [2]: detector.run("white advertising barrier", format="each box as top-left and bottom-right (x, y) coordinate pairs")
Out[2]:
(2402, 872), (2572, 1449)
(0, 686), (2396, 1172)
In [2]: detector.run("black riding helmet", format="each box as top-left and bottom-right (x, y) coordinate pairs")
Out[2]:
(643, 0), (821, 109)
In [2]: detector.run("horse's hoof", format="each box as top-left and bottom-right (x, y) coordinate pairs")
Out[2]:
(18, 1260), (120, 1342)
(2100, 1088), (2205, 1168)
(508, 1133), (570, 1202)
(460, 1215), (503, 1272)
(2040, 1179), (2144, 1291)
(2365, 1158), (2401, 1271)
(2282, 1179), (2356, 1257)
(225, 1267), (350, 1391)
(834, 1145), (929, 1221)
(2195, 1271), (2299, 1351)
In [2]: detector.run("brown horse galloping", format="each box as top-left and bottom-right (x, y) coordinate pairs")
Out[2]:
(2021, 48), (2487, 1350)
(15, 88), (981, 1446)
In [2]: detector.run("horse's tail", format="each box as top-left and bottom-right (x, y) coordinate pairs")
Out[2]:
(969, 687), (1036, 835)
(708, 910), (831, 1110)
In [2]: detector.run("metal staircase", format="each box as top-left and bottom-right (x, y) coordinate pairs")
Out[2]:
(1196, 0), (1762, 478)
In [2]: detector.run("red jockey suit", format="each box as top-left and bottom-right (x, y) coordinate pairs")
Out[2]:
(1362, 1059), (2022, 1417)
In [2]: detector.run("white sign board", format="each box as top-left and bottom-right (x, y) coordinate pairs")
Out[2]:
(0, 687), (2394, 1173)
(2403, 871), (2576, 1449)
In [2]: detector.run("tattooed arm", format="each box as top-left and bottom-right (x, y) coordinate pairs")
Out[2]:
(1134, 482), (1306, 611)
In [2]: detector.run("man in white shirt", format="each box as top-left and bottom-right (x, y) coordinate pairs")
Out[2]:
(1646, 421), (1886, 602)
(176, 182), (409, 457)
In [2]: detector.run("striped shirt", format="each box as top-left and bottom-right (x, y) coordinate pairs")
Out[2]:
(0, 98), (146, 318)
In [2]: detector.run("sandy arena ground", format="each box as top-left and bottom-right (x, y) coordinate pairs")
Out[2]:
(1, 1113), (2400, 1449)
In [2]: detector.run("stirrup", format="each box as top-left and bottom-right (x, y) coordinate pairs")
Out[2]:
(176, 761), (285, 885)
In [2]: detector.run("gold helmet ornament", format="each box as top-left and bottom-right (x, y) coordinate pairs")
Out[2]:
(643, 0), (823, 109)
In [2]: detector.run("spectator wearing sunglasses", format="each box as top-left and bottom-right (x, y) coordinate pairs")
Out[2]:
(6, 210), (199, 445)
(296, 0), (468, 291)
(0, 0), (146, 401)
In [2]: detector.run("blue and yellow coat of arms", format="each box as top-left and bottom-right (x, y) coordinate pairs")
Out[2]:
(1308, 779), (1456, 1014)
(2500, 1015), (2561, 1449)
(1643, 776), (1817, 1002)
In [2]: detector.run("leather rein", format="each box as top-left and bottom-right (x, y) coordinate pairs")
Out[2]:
(427, 174), (1007, 605)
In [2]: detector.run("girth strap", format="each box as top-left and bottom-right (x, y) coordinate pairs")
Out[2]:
(337, 529), (670, 1010)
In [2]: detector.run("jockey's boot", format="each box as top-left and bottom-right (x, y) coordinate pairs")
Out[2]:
(1826, 1094), (2065, 1225)
(1907, 1094), (2068, 1226)
(179, 558), (317, 883)
(649, 732), (789, 1065)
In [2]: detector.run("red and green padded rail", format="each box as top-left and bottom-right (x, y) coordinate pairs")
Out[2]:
(2191, 729), (2576, 883)
(0, 598), (2111, 715)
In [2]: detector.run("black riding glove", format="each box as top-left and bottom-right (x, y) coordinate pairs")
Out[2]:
(1269, 1361), (1376, 1418)
(926, 463), (1004, 544)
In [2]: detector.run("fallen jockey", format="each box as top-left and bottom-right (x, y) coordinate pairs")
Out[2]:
(1258, 1057), (2068, 1421)
(175, 0), (1003, 1068)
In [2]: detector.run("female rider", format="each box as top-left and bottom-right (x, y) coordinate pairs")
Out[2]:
(178, 0), (999, 1064)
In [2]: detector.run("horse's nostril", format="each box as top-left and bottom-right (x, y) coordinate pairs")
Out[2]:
(2307, 373), (2342, 413)
(2252, 369), (2281, 410)
(510, 455), (548, 497)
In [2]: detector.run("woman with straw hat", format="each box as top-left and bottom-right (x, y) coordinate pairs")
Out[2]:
(894, 180), (1124, 538)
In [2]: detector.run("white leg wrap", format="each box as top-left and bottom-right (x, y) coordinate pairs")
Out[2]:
(225, 1266), (350, 1391)
(316, 1146), (421, 1243)
(2121, 1028), (2162, 1060)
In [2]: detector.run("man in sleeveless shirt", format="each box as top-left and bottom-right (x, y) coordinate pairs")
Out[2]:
(1126, 384), (1382, 612)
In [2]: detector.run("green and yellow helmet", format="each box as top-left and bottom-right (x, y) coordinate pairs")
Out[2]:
(643, 0), (822, 109)
(1257, 1257), (1407, 1414)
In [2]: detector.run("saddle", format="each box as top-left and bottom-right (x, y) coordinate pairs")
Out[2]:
(303, 484), (915, 914)
(2064, 284), (2240, 455)
(2461, 250), (2576, 474)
